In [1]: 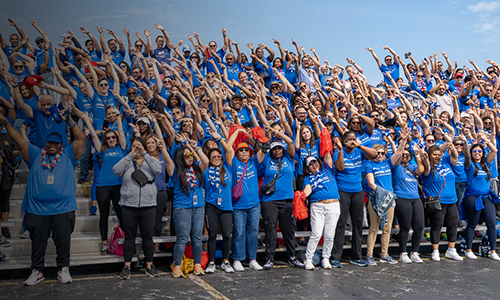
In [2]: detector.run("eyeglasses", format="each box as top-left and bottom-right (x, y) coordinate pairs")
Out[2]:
(201, 99), (211, 103)
(351, 121), (360, 125)
(191, 56), (199, 59)
(127, 92), (137, 96)
(472, 149), (483, 154)
(486, 89), (493, 92)
(36, 40), (44, 44)
(106, 135), (117, 140)
(339, 110), (347, 113)
(402, 153), (411, 157)
(377, 151), (385, 156)
(207, 76), (214, 79)
(209, 45), (217, 48)
(489, 71), (496, 74)
(416, 75), (424, 78)
(184, 152), (194, 158)
(454, 143), (464, 146)
(437, 64), (443, 67)
(136, 45), (143, 48)
(99, 83), (108, 87)
(172, 111), (182, 115)
(300, 85), (307, 89)
(371, 114), (380, 118)
(385, 58), (392, 61)
(426, 139), (435, 143)
(14, 65), (24, 69)
(356, 97), (363, 100)
(271, 86), (280, 89)
(238, 148), (250, 152)
(210, 154), (223, 159)
(484, 122), (492, 125)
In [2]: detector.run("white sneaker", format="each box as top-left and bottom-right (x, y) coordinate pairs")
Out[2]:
(445, 248), (463, 261)
(490, 252), (500, 261)
(233, 261), (244, 272)
(305, 259), (315, 270)
(465, 251), (477, 260)
(205, 262), (216, 273)
(410, 252), (423, 264)
(321, 258), (331, 269)
(221, 261), (234, 273)
(399, 252), (412, 264)
(249, 260), (263, 271)
(57, 267), (73, 284)
(24, 269), (44, 286)
(431, 250), (440, 262)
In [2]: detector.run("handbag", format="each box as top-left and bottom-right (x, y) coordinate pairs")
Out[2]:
(260, 158), (283, 196)
(232, 162), (248, 203)
(419, 175), (445, 213)
(131, 161), (155, 186)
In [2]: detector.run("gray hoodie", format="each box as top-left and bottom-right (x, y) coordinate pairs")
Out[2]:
(113, 152), (163, 207)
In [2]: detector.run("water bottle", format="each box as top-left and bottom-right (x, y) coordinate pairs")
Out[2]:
(459, 235), (466, 254)
(482, 236), (489, 257)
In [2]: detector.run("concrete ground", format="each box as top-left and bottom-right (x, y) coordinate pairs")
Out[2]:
(1, 250), (499, 300)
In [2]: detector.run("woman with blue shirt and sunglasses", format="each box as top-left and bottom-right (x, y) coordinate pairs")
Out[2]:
(462, 135), (500, 261)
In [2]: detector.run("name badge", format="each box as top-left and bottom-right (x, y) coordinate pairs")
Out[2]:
(217, 197), (222, 206)
(47, 173), (54, 185)
(193, 195), (198, 206)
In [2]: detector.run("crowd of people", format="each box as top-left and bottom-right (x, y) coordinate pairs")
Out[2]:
(1, 18), (500, 285)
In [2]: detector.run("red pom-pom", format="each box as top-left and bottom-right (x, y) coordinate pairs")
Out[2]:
(293, 191), (308, 220)
(319, 128), (333, 157)
(229, 124), (249, 151)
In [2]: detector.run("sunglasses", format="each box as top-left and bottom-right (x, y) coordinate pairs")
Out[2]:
(238, 148), (250, 152)
(339, 110), (347, 113)
(127, 92), (137, 96)
(172, 111), (182, 115)
(377, 151), (385, 156)
(426, 139), (435, 143)
(136, 45), (143, 47)
(472, 149), (483, 154)
(402, 153), (411, 157)
(100, 83), (108, 87)
(210, 154), (223, 159)
(351, 121), (360, 125)
(416, 75), (424, 78)
(191, 56), (199, 59)
(184, 152), (194, 158)
(484, 122), (492, 125)
(14, 65), (24, 69)
(371, 114), (380, 118)
(106, 135), (117, 140)
(454, 143), (464, 146)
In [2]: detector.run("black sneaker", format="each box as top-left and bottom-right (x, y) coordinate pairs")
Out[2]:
(2, 228), (11, 239)
(100, 244), (108, 255)
(263, 259), (274, 270)
(289, 256), (305, 268)
(120, 266), (131, 280)
(146, 265), (159, 278)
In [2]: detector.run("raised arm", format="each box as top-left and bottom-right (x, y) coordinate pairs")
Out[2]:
(366, 47), (382, 69)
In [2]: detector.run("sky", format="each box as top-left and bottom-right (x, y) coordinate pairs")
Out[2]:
(0, 0), (499, 85)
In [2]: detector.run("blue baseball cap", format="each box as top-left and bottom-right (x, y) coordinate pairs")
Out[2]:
(46, 132), (63, 143)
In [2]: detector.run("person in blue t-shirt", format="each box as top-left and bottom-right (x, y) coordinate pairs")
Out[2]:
(81, 110), (127, 255)
(257, 132), (304, 269)
(332, 131), (377, 267)
(150, 23), (174, 65)
(0, 111), (85, 286)
(421, 144), (463, 262)
(165, 141), (209, 277)
(392, 147), (425, 264)
(366, 46), (400, 86)
(462, 137), (500, 261)
(302, 138), (344, 270)
(364, 128), (407, 266)
(202, 132), (235, 273)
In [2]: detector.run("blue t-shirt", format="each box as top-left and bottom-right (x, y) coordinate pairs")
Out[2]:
(34, 43), (54, 73)
(203, 162), (233, 211)
(450, 153), (466, 183)
(97, 146), (127, 186)
(296, 140), (320, 176)
(465, 161), (491, 191)
(390, 161), (420, 199)
(364, 159), (394, 194)
(259, 152), (294, 202)
(172, 162), (204, 208)
(93, 92), (118, 121)
(110, 50), (125, 65)
(152, 152), (167, 191)
(152, 47), (171, 65)
(32, 109), (68, 149)
(232, 156), (260, 210)
(224, 62), (242, 82)
(22, 143), (79, 215)
(74, 90), (94, 117)
(335, 148), (365, 193)
(380, 63), (399, 86)
(303, 160), (340, 203)
(420, 155), (457, 204)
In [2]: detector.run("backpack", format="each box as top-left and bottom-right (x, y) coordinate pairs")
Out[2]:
(108, 226), (125, 256)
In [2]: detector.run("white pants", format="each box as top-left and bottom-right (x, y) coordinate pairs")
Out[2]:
(305, 201), (340, 260)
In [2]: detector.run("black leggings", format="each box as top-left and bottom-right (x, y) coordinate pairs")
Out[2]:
(428, 203), (458, 244)
(0, 188), (11, 213)
(205, 203), (233, 262)
(395, 198), (425, 253)
(332, 190), (364, 261)
(463, 195), (497, 251)
(96, 185), (123, 241)
(122, 206), (156, 263)
(261, 200), (296, 260)
(155, 191), (168, 236)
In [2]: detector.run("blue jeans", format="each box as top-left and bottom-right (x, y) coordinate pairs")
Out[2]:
(232, 203), (261, 261)
(173, 206), (205, 266)
(79, 138), (91, 181)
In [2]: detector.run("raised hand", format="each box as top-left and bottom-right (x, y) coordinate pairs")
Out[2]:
(123, 28), (130, 36)
(96, 26), (103, 33)
(80, 27), (89, 34)
(154, 23), (164, 31)
(106, 28), (115, 36)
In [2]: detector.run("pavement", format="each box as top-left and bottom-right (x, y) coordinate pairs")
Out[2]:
(1, 251), (500, 300)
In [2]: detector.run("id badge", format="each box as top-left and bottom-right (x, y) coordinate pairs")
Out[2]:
(193, 195), (198, 206)
(217, 197), (222, 206)
(47, 173), (54, 185)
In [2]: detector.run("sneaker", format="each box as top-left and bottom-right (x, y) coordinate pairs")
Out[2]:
(20, 230), (30, 239)
(330, 259), (342, 268)
(24, 269), (44, 286)
(100, 244), (108, 255)
(77, 178), (85, 184)
(305, 259), (315, 270)
(400, 252), (412, 264)
(146, 265), (160, 277)
(380, 254), (397, 264)
(289, 256), (304, 268)
(431, 250), (440, 261)
(249, 260), (263, 271)
(89, 205), (97, 215)
(458, 220), (467, 228)
(263, 259), (274, 270)
(57, 267), (73, 283)
(120, 266), (131, 280)
(410, 252), (423, 264)
(171, 266), (184, 278)
(490, 252), (500, 261)
(465, 251), (478, 260)
(232, 261), (244, 272)
(0, 235), (11, 247)
(367, 255), (377, 266)
(205, 262), (216, 274)
(2, 227), (11, 239)
(0, 250), (5, 261)
(193, 264), (204, 276)
(321, 258), (332, 269)
(445, 248), (463, 261)
(221, 261), (235, 273)
(350, 259), (368, 267)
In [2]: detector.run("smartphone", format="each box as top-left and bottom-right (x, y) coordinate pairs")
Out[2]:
(102, 119), (109, 129)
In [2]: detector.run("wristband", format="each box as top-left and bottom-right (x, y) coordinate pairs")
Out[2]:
(12, 84), (18, 88)
(195, 147), (201, 152)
